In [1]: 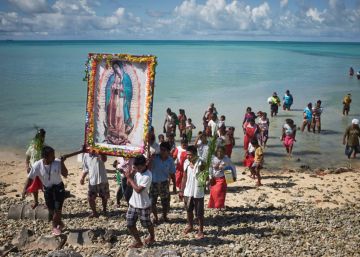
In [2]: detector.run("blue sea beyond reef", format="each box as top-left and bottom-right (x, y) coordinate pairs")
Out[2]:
(0, 40), (359, 169)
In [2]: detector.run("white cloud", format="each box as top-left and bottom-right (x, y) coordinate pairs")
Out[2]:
(8, 0), (47, 13)
(52, 0), (95, 15)
(171, 0), (273, 33)
(280, 0), (288, 8)
(252, 2), (270, 22)
(306, 8), (324, 23)
(1, 0), (360, 40)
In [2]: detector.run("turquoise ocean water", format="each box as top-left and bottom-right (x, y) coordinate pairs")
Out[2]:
(0, 40), (359, 169)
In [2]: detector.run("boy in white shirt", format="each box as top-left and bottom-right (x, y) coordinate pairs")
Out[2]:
(179, 145), (206, 239)
(22, 146), (68, 236)
(125, 155), (155, 248)
(81, 152), (109, 218)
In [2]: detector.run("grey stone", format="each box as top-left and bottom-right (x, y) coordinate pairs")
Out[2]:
(34, 235), (64, 250)
(46, 249), (83, 257)
(11, 227), (34, 248)
(190, 246), (206, 254)
(103, 229), (117, 243)
(67, 231), (93, 247)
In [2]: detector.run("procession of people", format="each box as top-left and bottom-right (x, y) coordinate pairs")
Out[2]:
(21, 90), (359, 248)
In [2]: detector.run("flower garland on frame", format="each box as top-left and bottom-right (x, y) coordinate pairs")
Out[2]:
(84, 53), (157, 157)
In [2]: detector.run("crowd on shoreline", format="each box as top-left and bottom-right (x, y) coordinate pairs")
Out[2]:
(19, 87), (359, 248)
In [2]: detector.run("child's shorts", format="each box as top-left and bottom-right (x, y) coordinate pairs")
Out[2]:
(126, 205), (152, 228)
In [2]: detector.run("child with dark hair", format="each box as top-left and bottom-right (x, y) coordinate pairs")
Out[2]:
(22, 146), (68, 235)
(125, 155), (155, 248)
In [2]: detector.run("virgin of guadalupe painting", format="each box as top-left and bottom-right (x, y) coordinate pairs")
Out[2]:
(84, 54), (157, 157)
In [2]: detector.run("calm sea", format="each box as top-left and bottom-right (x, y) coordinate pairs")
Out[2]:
(0, 40), (359, 169)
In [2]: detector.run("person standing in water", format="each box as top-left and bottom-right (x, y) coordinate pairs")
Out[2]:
(343, 94), (352, 116)
(268, 92), (281, 117)
(301, 103), (313, 132)
(312, 100), (323, 133)
(283, 90), (294, 111)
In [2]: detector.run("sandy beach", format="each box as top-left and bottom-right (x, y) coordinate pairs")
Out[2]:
(1, 149), (359, 256)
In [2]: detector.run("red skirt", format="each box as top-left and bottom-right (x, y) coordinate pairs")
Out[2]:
(208, 177), (227, 209)
(225, 144), (233, 158)
(243, 154), (255, 167)
(26, 176), (43, 193)
(175, 170), (183, 189)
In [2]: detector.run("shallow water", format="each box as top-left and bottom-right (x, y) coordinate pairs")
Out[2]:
(0, 40), (359, 168)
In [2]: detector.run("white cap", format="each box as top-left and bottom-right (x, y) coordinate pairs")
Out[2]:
(352, 119), (359, 125)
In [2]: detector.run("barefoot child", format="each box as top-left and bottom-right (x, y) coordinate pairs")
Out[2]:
(125, 155), (155, 248)
(250, 139), (263, 186)
(179, 145), (206, 239)
(22, 146), (68, 236)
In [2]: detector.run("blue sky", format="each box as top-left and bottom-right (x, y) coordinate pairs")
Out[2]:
(0, 0), (359, 41)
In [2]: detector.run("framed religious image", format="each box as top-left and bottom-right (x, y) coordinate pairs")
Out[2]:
(84, 53), (157, 157)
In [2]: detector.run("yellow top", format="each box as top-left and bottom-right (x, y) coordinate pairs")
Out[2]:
(343, 96), (351, 105)
(254, 147), (264, 163)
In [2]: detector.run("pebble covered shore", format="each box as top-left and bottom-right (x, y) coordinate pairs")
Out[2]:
(1, 181), (360, 257)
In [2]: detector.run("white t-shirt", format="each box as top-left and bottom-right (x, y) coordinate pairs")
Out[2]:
(210, 156), (236, 179)
(82, 153), (108, 186)
(208, 120), (218, 137)
(28, 159), (63, 188)
(196, 140), (209, 161)
(129, 170), (152, 209)
(183, 159), (205, 198)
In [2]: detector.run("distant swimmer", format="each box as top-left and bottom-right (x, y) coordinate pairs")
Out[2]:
(357, 70), (360, 80)
(349, 67), (354, 76)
